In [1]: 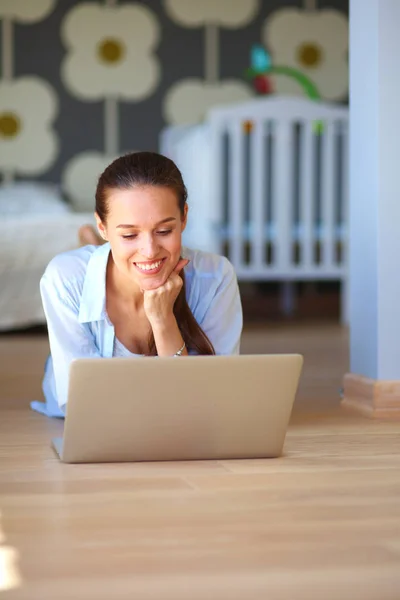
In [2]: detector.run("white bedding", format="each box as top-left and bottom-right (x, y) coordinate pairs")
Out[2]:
(0, 183), (96, 330)
(0, 213), (96, 330)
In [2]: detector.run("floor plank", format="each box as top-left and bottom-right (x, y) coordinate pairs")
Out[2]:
(1, 324), (400, 599)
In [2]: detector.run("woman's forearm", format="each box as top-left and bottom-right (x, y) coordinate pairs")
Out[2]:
(151, 315), (188, 357)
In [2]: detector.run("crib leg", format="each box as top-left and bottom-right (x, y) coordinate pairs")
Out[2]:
(340, 278), (349, 326)
(280, 282), (296, 318)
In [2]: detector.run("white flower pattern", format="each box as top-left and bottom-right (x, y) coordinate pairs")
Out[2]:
(164, 79), (253, 126)
(164, 0), (260, 28)
(61, 3), (160, 101)
(263, 8), (348, 101)
(62, 152), (112, 212)
(0, 0), (55, 23)
(0, 77), (58, 175)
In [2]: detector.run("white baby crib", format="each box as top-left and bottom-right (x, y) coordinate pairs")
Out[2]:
(160, 96), (349, 322)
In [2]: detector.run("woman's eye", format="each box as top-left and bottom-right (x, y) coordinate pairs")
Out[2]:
(122, 230), (172, 239)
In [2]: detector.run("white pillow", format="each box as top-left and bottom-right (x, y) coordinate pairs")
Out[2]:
(0, 182), (71, 215)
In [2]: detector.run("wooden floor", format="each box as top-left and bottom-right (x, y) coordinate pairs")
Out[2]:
(1, 324), (400, 599)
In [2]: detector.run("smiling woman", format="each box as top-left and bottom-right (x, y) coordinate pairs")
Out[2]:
(31, 152), (243, 418)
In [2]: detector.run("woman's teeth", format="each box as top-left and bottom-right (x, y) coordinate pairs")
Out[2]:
(135, 260), (163, 271)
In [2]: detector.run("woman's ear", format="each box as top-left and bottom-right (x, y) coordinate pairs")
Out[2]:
(181, 204), (188, 233)
(95, 212), (108, 241)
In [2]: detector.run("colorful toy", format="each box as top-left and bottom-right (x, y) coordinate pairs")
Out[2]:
(245, 45), (323, 133)
(246, 45), (321, 101)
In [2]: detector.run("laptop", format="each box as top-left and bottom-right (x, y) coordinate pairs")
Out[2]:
(52, 354), (303, 464)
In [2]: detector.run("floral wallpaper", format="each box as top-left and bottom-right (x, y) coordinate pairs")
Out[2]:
(0, 0), (348, 209)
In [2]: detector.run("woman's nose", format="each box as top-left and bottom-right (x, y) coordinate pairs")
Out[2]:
(140, 235), (159, 258)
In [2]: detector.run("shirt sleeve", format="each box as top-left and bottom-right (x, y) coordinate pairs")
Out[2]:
(40, 269), (101, 411)
(198, 257), (243, 355)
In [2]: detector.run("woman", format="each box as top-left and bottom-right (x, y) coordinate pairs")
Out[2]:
(31, 152), (242, 418)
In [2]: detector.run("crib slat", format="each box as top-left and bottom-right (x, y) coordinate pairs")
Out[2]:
(340, 119), (349, 323)
(321, 120), (336, 270)
(299, 121), (314, 271)
(251, 120), (266, 269)
(341, 120), (349, 267)
(272, 120), (293, 270)
(209, 118), (225, 256)
(229, 120), (245, 269)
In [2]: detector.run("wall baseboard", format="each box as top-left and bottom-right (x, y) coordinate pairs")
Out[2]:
(342, 373), (400, 419)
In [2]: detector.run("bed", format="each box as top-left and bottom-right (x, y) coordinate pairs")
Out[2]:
(0, 182), (95, 330)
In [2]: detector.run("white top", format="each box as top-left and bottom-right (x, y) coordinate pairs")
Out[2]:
(113, 337), (142, 358)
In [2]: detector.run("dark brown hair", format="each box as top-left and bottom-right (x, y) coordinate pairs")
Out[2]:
(95, 151), (215, 356)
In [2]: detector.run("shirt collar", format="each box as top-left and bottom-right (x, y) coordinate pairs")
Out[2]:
(78, 243), (111, 323)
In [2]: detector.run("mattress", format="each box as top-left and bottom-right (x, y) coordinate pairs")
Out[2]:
(0, 213), (96, 330)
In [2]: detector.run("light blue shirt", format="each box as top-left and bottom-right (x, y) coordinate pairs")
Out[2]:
(31, 243), (243, 418)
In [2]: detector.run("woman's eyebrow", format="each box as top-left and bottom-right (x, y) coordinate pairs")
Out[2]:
(116, 217), (177, 229)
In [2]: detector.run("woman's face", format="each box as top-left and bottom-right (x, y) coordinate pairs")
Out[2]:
(96, 185), (187, 291)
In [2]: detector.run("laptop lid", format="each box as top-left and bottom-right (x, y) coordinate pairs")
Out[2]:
(60, 354), (303, 463)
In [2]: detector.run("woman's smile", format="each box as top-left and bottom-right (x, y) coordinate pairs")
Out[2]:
(133, 258), (166, 275)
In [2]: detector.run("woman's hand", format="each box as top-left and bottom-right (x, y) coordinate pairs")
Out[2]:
(142, 258), (189, 327)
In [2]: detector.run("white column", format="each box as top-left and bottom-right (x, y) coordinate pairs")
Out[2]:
(349, 0), (400, 380)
